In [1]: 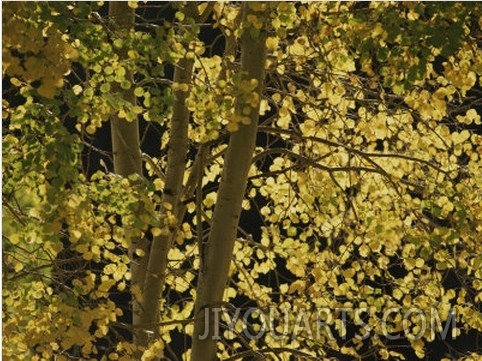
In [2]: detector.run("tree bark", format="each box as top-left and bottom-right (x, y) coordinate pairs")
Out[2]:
(190, 3), (268, 361)
(108, 0), (147, 349)
(138, 2), (214, 353)
(138, 55), (193, 346)
(108, 3), (141, 177)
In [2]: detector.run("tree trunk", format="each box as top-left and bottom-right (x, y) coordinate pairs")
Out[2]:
(138, 56), (193, 346)
(138, 2), (214, 353)
(190, 3), (268, 361)
(108, 4), (141, 177)
(108, 0), (147, 349)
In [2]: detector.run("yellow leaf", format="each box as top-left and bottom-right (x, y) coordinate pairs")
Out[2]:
(272, 93), (281, 103)
(280, 284), (288, 294)
(10, 77), (21, 87)
(198, 2), (208, 15)
(217, 79), (226, 88)
(153, 178), (163, 191)
(86, 124), (96, 135)
(393, 288), (403, 300)
(9, 234), (20, 245)
(227, 122), (239, 132)
(71, 229), (82, 241)
(359, 244), (370, 257)
(117, 281), (126, 291)
(14, 262), (24, 272)
(266, 37), (279, 52)
(151, 227), (162, 237)
(172, 82), (189, 92)
(162, 202), (173, 210)
(415, 258), (424, 268)
(288, 280), (306, 294)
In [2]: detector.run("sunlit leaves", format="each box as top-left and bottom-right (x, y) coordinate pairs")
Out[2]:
(247, 3), (481, 359)
(3, 3), (79, 98)
(3, 142), (162, 358)
(187, 54), (262, 137)
(3, 1), (482, 360)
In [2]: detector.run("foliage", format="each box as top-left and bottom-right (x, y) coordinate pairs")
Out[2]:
(3, 2), (482, 360)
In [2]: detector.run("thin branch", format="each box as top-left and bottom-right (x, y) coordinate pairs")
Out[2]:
(258, 126), (448, 175)
(141, 153), (166, 181)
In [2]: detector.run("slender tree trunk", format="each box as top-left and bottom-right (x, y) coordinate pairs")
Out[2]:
(108, 5), (141, 177)
(190, 3), (268, 361)
(108, 0), (147, 348)
(138, 56), (193, 346)
(138, 2), (214, 353)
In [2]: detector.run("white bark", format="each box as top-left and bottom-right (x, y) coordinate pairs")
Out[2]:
(108, 0), (146, 349)
(138, 3), (214, 353)
(190, 3), (267, 360)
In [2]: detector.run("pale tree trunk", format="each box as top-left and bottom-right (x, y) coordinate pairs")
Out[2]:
(191, 3), (268, 361)
(108, 5), (141, 176)
(108, 0), (147, 348)
(138, 2), (214, 353)
(137, 53), (193, 347)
